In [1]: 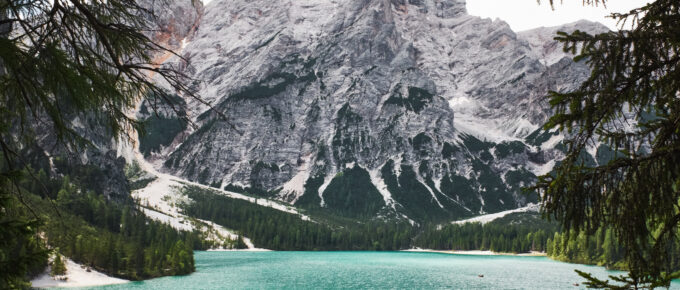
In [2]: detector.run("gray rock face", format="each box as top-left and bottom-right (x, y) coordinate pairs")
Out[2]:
(152, 0), (608, 222)
(13, 1), (204, 200)
(143, 0), (203, 51)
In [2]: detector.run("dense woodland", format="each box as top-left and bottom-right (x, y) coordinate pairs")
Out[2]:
(0, 0), (207, 285)
(182, 186), (415, 250)
(547, 228), (680, 274)
(182, 185), (560, 253)
(12, 167), (204, 281)
(414, 214), (558, 253)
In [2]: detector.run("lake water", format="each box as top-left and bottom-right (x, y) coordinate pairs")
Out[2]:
(78, 251), (679, 289)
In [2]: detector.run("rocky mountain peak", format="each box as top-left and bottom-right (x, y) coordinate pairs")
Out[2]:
(139, 0), (609, 223)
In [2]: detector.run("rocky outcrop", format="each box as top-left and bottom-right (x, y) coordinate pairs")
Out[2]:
(143, 0), (203, 52)
(148, 0), (608, 222)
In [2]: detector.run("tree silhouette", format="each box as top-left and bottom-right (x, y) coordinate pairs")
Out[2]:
(534, 0), (680, 287)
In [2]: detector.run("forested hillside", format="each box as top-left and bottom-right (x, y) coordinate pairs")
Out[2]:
(5, 163), (205, 284)
(181, 186), (415, 251)
(181, 186), (558, 253)
(547, 228), (680, 274)
(414, 213), (557, 253)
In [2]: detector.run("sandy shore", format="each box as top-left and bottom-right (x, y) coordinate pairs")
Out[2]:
(31, 257), (128, 288)
(402, 248), (547, 256)
(206, 248), (272, 252)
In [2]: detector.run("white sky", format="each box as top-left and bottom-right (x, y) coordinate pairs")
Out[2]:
(466, 0), (650, 31)
(201, 0), (648, 31)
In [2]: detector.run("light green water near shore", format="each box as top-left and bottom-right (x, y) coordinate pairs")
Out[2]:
(74, 251), (679, 289)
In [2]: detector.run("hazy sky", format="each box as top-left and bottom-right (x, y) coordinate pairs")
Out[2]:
(201, 0), (649, 31)
(466, 0), (651, 31)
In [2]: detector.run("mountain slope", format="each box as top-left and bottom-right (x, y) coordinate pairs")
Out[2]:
(143, 0), (609, 223)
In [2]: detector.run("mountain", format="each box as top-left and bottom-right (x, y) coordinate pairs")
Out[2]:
(140, 0), (609, 223)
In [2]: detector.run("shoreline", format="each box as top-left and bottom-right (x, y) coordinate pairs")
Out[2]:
(205, 248), (272, 252)
(202, 249), (547, 256)
(31, 257), (128, 288)
(30, 249), (546, 288)
(401, 248), (547, 256)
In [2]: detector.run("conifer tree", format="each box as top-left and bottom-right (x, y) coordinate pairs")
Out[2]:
(50, 253), (67, 277)
(0, 0), (207, 286)
(236, 235), (248, 249)
(602, 228), (616, 266)
(535, 0), (680, 287)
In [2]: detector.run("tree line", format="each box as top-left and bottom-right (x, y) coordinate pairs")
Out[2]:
(182, 186), (415, 251)
(547, 227), (680, 274)
(181, 185), (559, 253)
(414, 221), (556, 253)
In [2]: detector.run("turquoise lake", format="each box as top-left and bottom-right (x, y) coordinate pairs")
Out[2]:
(77, 251), (679, 289)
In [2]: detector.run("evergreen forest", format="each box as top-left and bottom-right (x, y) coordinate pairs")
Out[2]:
(4, 165), (204, 284)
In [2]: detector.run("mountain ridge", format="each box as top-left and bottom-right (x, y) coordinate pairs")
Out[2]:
(139, 0), (609, 223)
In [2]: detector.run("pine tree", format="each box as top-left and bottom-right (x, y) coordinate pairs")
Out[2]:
(236, 235), (248, 249)
(602, 228), (617, 267)
(0, 0), (209, 285)
(534, 0), (680, 287)
(594, 228), (604, 260)
(50, 253), (67, 277)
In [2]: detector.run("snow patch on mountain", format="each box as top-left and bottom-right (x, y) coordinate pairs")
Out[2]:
(415, 171), (445, 209)
(540, 132), (564, 151)
(528, 160), (556, 176)
(140, 207), (194, 232)
(281, 153), (313, 203)
(369, 168), (398, 211)
(317, 173), (334, 207)
(452, 203), (540, 225)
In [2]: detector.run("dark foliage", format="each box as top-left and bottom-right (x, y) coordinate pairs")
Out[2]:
(0, 0), (208, 286)
(534, 0), (680, 286)
(384, 86), (434, 113)
(138, 116), (187, 157)
(321, 166), (385, 218)
(181, 185), (414, 251)
(415, 213), (558, 253)
(26, 173), (201, 280)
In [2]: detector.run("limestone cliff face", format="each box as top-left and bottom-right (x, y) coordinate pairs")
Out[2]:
(144, 0), (203, 51)
(144, 0), (608, 222)
(8, 1), (205, 200)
